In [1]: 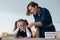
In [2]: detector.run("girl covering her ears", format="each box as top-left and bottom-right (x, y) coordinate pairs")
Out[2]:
(2, 19), (33, 38)
(14, 19), (33, 38)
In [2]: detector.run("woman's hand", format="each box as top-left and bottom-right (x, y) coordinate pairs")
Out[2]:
(27, 22), (35, 28)
(27, 22), (42, 28)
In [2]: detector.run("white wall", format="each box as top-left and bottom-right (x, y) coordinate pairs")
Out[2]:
(0, 0), (60, 36)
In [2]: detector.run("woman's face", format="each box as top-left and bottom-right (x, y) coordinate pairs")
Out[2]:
(28, 5), (37, 15)
(17, 21), (26, 30)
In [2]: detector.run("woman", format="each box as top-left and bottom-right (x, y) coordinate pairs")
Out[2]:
(26, 1), (56, 38)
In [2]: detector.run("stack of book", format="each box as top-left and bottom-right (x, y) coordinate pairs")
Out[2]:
(45, 32), (56, 38)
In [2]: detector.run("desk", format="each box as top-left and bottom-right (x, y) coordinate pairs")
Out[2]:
(1, 31), (60, 40)
(2, 38), (60, 40)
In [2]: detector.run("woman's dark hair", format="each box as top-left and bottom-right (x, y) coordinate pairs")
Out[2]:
(26, 1), (38, 16)
(14, 19), (29, 31)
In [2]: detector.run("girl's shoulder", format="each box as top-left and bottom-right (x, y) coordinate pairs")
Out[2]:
(12, 28), (19, 34)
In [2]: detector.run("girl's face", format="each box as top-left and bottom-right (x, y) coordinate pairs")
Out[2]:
(17, 21), (26, 30)
(28, 5), (37, 15)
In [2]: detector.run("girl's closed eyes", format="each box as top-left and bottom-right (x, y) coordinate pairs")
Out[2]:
(17, 22), (26, 31)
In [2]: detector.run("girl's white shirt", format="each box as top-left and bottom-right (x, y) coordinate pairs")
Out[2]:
(12, 28), (31, 37)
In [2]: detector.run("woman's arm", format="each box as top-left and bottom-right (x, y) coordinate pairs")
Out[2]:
(34, 22), (42, 26)
(27, 22), (42, 28)
(27, 22), (42, 37)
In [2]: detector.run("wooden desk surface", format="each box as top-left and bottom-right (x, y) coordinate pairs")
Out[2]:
(2, 38), (60, 40)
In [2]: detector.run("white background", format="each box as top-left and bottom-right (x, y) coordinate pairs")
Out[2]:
(0, 0), (60, 36)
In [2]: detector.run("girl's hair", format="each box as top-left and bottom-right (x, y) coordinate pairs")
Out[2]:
(26, 1), (39, 16)
(14, 19), (29, 31)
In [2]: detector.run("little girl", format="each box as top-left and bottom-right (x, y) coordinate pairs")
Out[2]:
(14, 19), (33, 38)
(2, 19), (32, 38)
